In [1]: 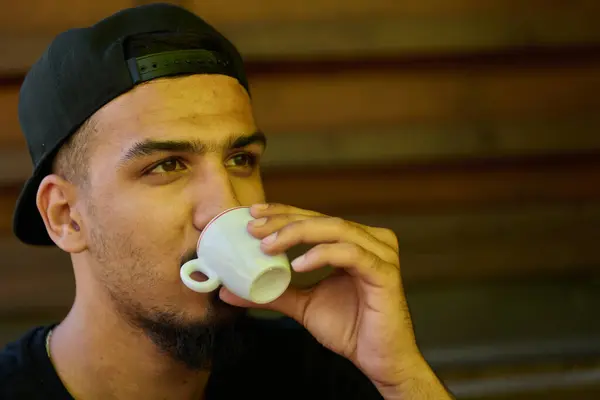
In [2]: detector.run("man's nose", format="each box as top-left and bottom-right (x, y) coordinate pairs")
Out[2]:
(191, 169), (241, 230)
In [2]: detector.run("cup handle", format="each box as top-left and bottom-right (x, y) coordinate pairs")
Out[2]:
(180, 259), (221, 293)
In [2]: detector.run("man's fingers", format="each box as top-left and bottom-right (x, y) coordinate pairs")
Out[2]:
(247, 213), (324, 240)
(250, 203), (322, 219)
(250, 203), (400, 255)
(291, 243), (398, 288)
(250, 215), (399, 266)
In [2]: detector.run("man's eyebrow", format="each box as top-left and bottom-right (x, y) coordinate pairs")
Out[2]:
(118, 131), (267, 166)
(229, 131), (267, 149)
(119, 140), (204, 166)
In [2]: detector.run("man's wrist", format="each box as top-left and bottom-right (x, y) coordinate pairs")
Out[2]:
(374, 354), (454, 400)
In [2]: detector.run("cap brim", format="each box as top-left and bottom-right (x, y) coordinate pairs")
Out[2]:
(12, 164), (55, 246)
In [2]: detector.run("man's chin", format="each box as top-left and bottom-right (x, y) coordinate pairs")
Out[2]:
(185, 297), (246, 327)
(133, 304), (247, 370)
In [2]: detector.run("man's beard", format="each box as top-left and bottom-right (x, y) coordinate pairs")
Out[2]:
(130, 300), (248, 371)
(103, 246), (248, 371)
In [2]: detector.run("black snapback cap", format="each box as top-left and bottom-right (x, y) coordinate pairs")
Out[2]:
(13, 3), (250, 246)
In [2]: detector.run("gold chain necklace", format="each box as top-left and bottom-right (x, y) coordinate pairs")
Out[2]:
(44, 329), (77, 398)
(45, 328), (53, 360)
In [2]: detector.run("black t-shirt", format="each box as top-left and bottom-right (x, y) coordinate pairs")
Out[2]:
(0, 318), (383, 399)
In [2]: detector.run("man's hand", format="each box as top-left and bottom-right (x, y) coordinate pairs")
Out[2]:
(219, 203), (452, 399)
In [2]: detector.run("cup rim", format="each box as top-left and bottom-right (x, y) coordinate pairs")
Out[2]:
(197, 206), (250, 248)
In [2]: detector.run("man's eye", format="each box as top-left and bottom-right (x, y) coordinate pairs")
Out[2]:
(225, 153), (258, 168)
(146, 158), (187, 174)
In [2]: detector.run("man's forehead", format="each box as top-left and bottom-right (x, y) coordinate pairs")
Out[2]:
(83, 74), (258, 160)
(93, 74), (253, 130)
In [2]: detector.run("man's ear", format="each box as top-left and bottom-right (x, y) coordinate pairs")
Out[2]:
(36, 174), (87, 253)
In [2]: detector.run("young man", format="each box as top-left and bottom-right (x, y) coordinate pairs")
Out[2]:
(0, 4), (453, 399)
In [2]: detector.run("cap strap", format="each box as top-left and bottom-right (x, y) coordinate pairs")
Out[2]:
(127, 49), (234, 84)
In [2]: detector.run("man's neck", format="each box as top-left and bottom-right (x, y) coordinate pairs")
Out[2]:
(48, 296), (210, 400)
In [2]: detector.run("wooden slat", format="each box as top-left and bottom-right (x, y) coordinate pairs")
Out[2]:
(187, 0), (600, 25)
(0, 186), (21, 235)
(409, 280), (600, 350)
(285, 204), (600, 285)
(445, 367), (600, 399)
(355, 204), (600, 283)
(2, 56), (600, 145)
(262, 156), (600, 215)
(0, 86), (23, 147)
(0, 150), (32, 184)
(260, 119), (600, 168)
(189, 0), (520, 24)
(222, 15), (600, 60)
(0, 36), (48, 75)
(248, 60), (600, 134)
(2, 1), (600, 71)
(3, 0), (600, 33)
(0, 0), (132, 34)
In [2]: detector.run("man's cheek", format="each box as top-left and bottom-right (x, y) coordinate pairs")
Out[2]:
(105, 194), (192, 248)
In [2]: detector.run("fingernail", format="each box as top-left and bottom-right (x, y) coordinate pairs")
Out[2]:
(291, 255), (306, 269)
(253, 204), (269, 211)
(262, 232), (277, 245)
(252, 218), (267, 227)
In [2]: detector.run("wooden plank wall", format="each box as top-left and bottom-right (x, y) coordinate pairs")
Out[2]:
(1, 1), (600, 398)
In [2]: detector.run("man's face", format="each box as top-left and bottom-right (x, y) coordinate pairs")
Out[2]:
(76, 74), (265, 360)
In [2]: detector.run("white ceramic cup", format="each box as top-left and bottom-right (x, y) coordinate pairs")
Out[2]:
(180, 206), (292, 304)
